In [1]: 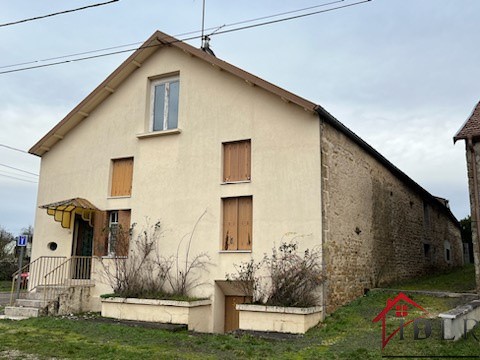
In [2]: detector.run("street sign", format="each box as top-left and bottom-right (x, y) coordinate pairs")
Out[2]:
(17, 235), (28, 247)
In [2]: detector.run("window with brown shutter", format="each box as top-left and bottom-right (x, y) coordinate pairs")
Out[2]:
(93, 210), (108, 256)
(223, 140), (251, 182)
(222, 196), (252, 251)
(107, 210), (131, 257)
(111, 158), (134, 197)
(93, 209), (131, 257)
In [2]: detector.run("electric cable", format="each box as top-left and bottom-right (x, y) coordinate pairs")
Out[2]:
(0, 0), (371, 75)
(0, 0), (343, 71)
(0, 173), (38, 183)
(0, 163), (39, 176)
(0, 144), (29, 154)
(0, 169), (38, 181)
(0, 0), (119, 28)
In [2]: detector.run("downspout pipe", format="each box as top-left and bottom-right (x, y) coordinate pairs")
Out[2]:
(467, 136), (480, 293)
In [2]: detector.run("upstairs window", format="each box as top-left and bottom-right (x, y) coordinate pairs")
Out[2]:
(151, 77), (179, 131)
(223, 140), (251, 182)
(222, 196), (252, 251)
(111, 158), (134, 197)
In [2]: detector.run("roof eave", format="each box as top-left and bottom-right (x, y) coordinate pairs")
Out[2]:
(28, 32), (163, 157)
(315, 105), (460, 228)
(29, 30), (317, 157)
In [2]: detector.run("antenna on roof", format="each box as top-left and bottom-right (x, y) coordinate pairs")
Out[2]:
(200, 0), (216, 57)
(201, 0), (206, 48)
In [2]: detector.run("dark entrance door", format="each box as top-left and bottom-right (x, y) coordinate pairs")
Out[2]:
(72, 215), (93, 279)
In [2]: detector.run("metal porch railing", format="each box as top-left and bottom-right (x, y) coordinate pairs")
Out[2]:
(10, 256), (66, 305)
(42, 256), (94, 304)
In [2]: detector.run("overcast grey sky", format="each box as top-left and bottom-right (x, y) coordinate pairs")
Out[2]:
(0, 0), (478, 236)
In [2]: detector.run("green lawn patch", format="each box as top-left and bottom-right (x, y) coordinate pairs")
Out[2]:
(0, 280), (12, 292)
(387, 264), (476, 293)
(0, 291), (479, 359)
(0, 266), (477, 359)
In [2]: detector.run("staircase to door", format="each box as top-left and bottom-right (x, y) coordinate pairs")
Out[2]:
(5, 255), (94, 319)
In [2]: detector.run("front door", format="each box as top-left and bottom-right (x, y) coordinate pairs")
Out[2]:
(72, 216), (93, 279)
(224, 296), (252, 333)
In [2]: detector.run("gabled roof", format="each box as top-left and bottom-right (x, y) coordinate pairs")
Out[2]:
(28, 30), (317, 157)
(28, 30), (459, 227)
(454, 100), (480, 143)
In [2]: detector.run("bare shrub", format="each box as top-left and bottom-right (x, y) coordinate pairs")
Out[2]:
(99, 221), (169, 298)
(165, 210), (210, 297)
(100, 213), (210, 300)
(227, 241), (324, 307)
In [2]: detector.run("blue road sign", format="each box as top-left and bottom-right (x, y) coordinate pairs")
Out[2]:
(17, 235), (28, 247)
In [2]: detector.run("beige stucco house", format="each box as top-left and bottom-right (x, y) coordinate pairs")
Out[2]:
(24, 30), (462, 332)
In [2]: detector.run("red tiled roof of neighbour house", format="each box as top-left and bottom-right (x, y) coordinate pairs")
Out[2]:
(454, 100), (480, 143)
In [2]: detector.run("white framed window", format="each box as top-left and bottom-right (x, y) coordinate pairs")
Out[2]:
(108, 211), (119, 256)
(151, 77), (179, 131)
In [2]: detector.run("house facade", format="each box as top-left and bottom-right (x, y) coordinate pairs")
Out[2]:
(27, 31), (462, 333)
(454, 100), (480, 294)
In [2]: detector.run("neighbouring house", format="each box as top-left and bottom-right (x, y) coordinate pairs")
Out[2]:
(23, 30), (462, 333)
(454, 100), (480, 293)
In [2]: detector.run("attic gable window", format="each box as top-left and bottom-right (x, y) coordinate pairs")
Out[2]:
(151, 77), (179, 131)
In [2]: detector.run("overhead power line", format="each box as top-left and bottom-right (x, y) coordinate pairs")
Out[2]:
(0, 173), (38, 184)
(0, 0), (344, 71)
(0, 163), (39, 177)
(0, 0), (371, 76)
(0, 0), (119, 28)
(0, 169), (38, 181)
(0, 144), (29, 154)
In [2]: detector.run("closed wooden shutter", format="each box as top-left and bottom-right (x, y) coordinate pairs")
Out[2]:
(116, 210), (131, 256)
(222, 196), (252, 251)
(238, 140), (251, 181)
(223, 198), (238, 250)
(111, 158), (134, 196)
(93, 210), (108, 256)
(238, 197), (252, 250)
(223, 140), (251, 182)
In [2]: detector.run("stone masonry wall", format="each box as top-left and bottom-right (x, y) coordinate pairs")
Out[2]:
(321, 121), (463, 314)
(464, 141), (480, 292)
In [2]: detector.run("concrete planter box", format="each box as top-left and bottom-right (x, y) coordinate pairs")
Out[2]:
(236, 304), (323, 334)
(101, 297), (211, 332)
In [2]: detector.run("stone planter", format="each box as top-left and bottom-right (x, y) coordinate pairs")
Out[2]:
(101, 297), (212, 332)
(236, 304), (323, 334)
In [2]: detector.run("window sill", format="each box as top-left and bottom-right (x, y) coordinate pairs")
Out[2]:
(101, 255), (128, 259)
(221, 180), (251, 185)
(219, 250), (252, 254)
(107, 195), (131, 199)
(136, 128), (181, 139)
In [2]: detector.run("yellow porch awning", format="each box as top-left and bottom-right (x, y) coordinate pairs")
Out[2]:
(40, 198), (98, 229)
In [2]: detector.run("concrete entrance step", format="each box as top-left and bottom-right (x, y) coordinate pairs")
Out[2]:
(4, 306), (41, 318)
(15, 299), (48, 308)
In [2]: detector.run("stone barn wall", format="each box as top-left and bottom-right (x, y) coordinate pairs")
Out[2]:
(320, 121), (462, 313)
